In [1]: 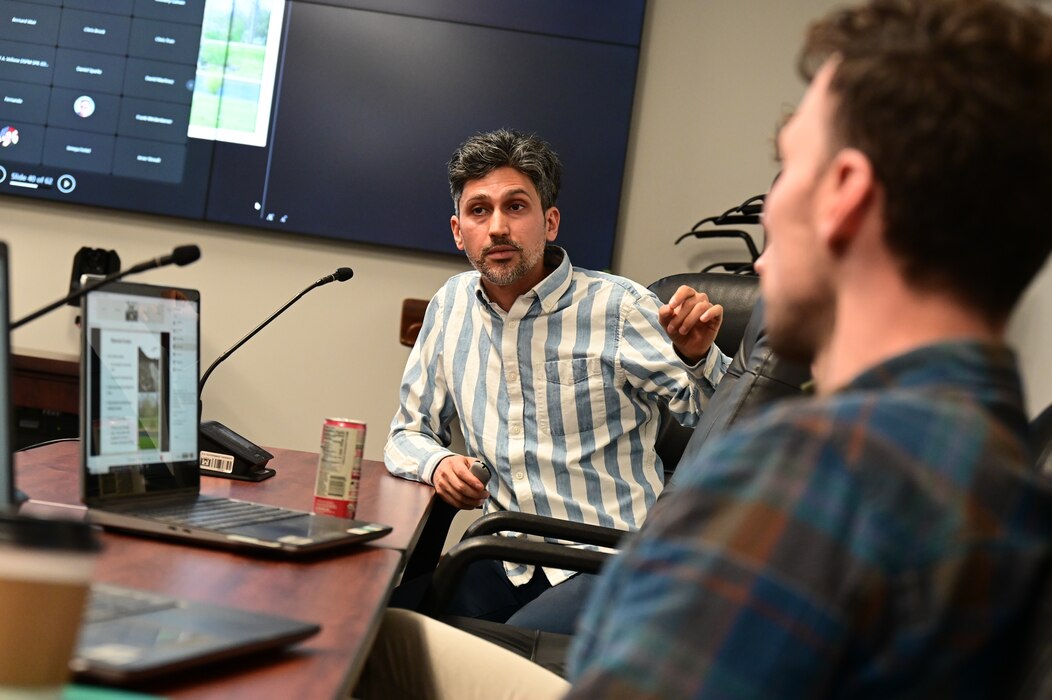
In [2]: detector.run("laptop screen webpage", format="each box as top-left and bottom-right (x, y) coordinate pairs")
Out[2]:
(81, 282), (199, 501)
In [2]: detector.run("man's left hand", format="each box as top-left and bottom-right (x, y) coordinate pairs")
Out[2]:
(658, 285), (724, 364)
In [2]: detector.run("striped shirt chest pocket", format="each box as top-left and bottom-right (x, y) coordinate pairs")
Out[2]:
(536, 356), (609, 436)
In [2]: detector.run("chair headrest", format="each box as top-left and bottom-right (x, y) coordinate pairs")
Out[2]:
(1030, 403), (1052, 475)
(647, 272), (760, 353)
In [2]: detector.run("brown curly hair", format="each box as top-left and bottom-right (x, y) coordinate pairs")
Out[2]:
(800, 0), (1052, 320)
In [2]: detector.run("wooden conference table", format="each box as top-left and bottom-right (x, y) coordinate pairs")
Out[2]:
(15, 441), (436, 699)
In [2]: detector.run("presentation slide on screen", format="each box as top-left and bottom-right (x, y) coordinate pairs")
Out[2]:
(188, 0), (284, 146)
(1, 1), (640, 270)
(0, 0), (282, 191)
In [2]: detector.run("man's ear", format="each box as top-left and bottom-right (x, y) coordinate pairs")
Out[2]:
(817, 148), (875, 252)
(545, 207), (560, 243)
(451, 215), (464, 251)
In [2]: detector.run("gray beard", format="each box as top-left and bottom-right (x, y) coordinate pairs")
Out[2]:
(469, 241), (543, 287)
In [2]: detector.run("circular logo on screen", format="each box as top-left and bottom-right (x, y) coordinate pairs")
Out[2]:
(0, 126), (18, 147)
(74, 96), (96, 118)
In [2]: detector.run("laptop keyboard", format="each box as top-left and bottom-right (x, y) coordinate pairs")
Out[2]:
(136, 498), (305, 531)
(85, 584), (179, 624)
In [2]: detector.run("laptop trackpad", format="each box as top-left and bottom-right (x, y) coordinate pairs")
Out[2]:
(225, 515), (390, 546)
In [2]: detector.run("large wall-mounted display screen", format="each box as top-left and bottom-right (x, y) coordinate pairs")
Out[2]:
(0, 0), (646, 270)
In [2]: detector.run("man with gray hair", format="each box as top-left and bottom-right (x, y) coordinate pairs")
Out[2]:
(385, 128), (730, 631)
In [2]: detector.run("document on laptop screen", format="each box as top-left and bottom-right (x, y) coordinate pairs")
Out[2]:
(84, 288), (198, 476)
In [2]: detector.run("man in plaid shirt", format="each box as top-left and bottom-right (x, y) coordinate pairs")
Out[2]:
(568, 0), (1052, 696)
(359, 1), (1052, 697)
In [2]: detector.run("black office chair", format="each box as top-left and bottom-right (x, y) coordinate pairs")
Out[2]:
(674, 193), (765, 274)
(1029, 402), (1052, 477)
(647, 272), (762, 477)
(646, 272), (761, 354)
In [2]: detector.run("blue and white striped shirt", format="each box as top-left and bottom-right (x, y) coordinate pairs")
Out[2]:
(385, 247), (729, 585)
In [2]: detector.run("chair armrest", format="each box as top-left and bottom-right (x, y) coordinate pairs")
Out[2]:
(462, 511), (627, 549)
(421, 535), (612, 615)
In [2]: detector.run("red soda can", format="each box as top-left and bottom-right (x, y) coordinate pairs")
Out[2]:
(313, 418), (366, 518)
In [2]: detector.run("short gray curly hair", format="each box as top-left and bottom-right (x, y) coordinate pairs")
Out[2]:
(447, 129), (562, 215)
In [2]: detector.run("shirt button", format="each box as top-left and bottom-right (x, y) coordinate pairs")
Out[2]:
(515, 471), (525, 480)
(510, 422), (522, 435)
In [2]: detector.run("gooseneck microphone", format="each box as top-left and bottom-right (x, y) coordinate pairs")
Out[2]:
(10, 245), (202, 331)
(124, 244), (201, 274)
(197, 266), (353, 481)
(198, 267), (353, 391)
(317, 267), (354, 286)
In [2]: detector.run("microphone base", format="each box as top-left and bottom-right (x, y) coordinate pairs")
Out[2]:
(199, 420), (276, 482)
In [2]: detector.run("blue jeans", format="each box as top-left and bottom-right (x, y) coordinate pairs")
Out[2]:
(389, 559), (597, 634)
(505, 569), (597, 634)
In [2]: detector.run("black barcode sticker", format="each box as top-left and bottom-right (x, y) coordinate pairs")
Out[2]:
(201, 450), (235, 474)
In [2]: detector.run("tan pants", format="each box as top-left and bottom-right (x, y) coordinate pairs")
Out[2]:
(356, 609), (570, 700)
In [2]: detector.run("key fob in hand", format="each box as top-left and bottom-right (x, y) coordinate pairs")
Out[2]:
(470, 460), (491, 486)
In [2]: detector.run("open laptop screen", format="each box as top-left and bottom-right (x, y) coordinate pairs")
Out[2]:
(81, 282), (199, 501)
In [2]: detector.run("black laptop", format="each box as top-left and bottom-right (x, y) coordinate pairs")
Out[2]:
(0, 242), (321, 683)
(72, 582), (320, 684)
(78, 279), (391, 554)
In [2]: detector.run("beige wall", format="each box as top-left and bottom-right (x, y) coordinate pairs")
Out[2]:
(2, 1), (1050, 463)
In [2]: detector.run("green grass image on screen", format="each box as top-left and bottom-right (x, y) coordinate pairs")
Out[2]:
(192, 1), (273, 133)
(192, 41), (265, 130)
(138, 425), (159, 450)
(138, 395), (160, 450)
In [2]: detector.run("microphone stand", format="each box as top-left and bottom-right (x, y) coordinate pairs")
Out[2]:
(201, 278), (327, 391)
(10, 245), (201, 331)
(197, 268), (353, 481)
(195, 291), (314, 482)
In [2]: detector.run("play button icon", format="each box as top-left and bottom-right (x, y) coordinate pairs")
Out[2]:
(57, 174), (76, 193)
